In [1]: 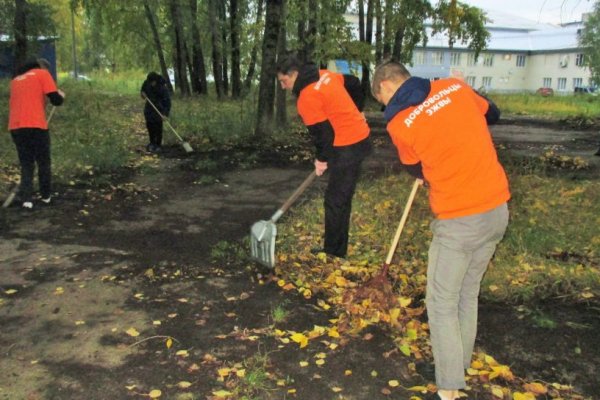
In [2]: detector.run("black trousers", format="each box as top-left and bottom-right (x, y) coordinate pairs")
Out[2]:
(11, 128), (52, 202)
(146, 119), (163, 146)
(323, 138), (371, 257)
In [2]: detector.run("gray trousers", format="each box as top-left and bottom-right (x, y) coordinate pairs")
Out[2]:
(426, 203), (509, 390)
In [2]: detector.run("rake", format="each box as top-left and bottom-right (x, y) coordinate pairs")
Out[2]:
(250, 171), (317, 268)
(143, 94), (194, 153)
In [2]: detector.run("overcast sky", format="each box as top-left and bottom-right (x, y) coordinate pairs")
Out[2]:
(460, 0), (595, 24)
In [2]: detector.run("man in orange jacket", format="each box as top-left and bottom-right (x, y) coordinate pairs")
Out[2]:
(9, 58), (65, 209)
(276, 56), (371, 258)
(371, 61), (509, 400)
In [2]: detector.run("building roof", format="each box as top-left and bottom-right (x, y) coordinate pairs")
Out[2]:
(421, 9), (583, 53)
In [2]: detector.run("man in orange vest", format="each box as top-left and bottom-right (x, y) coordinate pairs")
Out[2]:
(371, 61), (509, 400)
(276, 56), (371, 258)
(9, 58), (65, 209)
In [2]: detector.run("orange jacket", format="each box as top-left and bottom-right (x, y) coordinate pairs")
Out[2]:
(296, 70), (369, 148)
(386, 78), (510, 219)
(9, 68), (57, 130)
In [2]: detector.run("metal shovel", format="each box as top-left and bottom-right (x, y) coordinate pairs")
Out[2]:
(143, 95), (194, 153)
(250, 171), (317, 268)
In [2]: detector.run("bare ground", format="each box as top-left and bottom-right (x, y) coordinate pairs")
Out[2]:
(0, 117), (599, 400)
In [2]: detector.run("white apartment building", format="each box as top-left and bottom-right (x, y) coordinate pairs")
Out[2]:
(333, 9), (593, 93)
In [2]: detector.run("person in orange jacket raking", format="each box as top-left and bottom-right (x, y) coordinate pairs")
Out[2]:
(371, 60), (510, 400)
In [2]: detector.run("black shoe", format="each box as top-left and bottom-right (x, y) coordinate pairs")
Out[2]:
(415, 361), (436, 382)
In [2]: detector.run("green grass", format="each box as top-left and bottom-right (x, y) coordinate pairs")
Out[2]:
(270, 300), (290, 324)
(490, 92), (600, 118)
(0, 73), (308, 195)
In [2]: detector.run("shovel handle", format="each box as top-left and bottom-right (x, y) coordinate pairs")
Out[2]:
(384, 179), (421, 265)
(271, 170), (317, 223)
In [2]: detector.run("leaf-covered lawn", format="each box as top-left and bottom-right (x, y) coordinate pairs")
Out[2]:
(267, 166), (599, 400)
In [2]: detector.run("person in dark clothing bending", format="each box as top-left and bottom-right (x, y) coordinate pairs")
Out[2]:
(276, 56), (371, 258)
(8, 58), (65, 209)
(140, 72), (171, 153)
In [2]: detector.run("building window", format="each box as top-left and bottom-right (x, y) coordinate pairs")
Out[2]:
(573, 77), (583, 88)
(482, 76), (492, 88)
(543, 77), (552, 88)
(557, 77), (567, 91)
(483, 54), (494, 67)
(575, 53), (585, 67)
(412, 51), (425, 65)
(516, 55), (526, 67)
(467, 54), (478, 66)
(430, 51), (444, 65)
(466, 76), (476, 86)
(450, 52), (461, 66)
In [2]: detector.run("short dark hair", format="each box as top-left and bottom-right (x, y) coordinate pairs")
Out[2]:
(276, 55), (303, 75)
(14, 58), (41, 77)
(371, 60), (411, 97)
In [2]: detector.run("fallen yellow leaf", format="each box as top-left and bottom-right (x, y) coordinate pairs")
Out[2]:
(148, 389), (162, 398)
(177, 381), (192, 389)
(125, 327), (140, 337)
(388, 380), (400, 387)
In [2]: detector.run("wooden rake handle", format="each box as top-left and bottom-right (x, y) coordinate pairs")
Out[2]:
(271, 171), (317, 223)
(142, 94), (184, 142)
(384, 179), (422, 265)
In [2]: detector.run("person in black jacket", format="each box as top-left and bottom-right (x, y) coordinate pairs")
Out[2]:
(276, 56), (371, 258)
(140, 72), (171, 153)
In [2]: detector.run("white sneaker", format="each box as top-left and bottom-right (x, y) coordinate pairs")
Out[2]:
(22, 201), (33, 209)
(41, 197), (51, 204)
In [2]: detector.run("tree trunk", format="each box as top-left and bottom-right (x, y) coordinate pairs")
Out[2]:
(275, 0), (287, 127)
(305, 0), (317, 62)
(358, 0), (365, 43)
(383, 0), (393, 59)
(189, 0), (208, 94)
(244, 0), (264, 90)
(14, 0), (27, 74)
(392, 27), (405, 61)
(230, 0), (242, 97)
(296, 0), (307, 62)
(143, 0), (173, 92)
(361, 0), (374, 95)
(255, 0), (283, 137)
(375, 0), (383, 64)
(220, 1), (229, 95)
(209, 0), (224, 97)
(170, 0), (190, 95)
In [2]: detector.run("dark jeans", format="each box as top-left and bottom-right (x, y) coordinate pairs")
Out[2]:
(146, 118), (163, 146)
(323, 138), (371, 257)
(11, 128), (52, 202)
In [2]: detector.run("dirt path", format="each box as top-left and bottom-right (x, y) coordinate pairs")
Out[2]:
(1, 118), (598, 399)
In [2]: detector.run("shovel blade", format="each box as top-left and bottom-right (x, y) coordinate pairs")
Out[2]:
(250, 220), (277, 268)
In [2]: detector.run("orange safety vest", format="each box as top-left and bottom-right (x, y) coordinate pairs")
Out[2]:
(387, 78), (510, 219)
(9, 68), (58, 130)
(297, 70), (369, 147)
